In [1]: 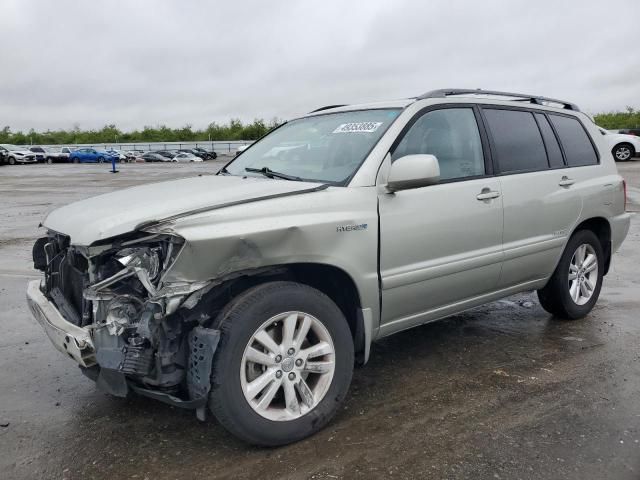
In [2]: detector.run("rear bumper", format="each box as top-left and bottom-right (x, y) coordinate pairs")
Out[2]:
(611, 212), (631, 253)
(26, 279), (96, 367)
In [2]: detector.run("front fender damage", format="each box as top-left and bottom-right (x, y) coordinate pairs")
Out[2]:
(41, 230), (229, 421)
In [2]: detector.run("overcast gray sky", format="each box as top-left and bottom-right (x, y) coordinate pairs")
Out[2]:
(1, 0), (639, 131)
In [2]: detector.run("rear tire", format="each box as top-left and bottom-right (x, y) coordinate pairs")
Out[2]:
(209, 281), (354, 446)
(537, 229), (604, 319)
(613, 143), (634, 162)
(98, 157), (105, 163)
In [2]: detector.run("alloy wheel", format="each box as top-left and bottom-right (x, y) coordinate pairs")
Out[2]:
(568, 243), (598, 305)
(615, 146), (631, 161)
(240, 311), (336, 422)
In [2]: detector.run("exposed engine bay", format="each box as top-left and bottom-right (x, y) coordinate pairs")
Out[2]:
(32, 231), (221, 417)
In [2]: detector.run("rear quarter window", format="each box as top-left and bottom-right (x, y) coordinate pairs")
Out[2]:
(548, 114), (598, 167)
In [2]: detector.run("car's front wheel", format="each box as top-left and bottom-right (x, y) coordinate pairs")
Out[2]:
(537, 229), (604, 319)
(209, 281), (354, 446)
(46, 157), (53, 164)
(613, 143), (634, 162)
(8, 156), (15, 165)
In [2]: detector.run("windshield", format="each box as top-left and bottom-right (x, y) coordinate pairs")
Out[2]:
(224, 109), (400, 184)
(0, 144), (23, 151)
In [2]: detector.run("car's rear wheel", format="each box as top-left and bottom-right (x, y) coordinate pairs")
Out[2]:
(537, 229), (604, 319)
(209, 281), (354, 446)
(98, 157), (105, 163)
(613, 143), (634, 162)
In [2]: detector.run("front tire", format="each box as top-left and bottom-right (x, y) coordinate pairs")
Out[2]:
(46, 157), (53, 164)
(613, 143), (634, 162)
(9, 156), (15, 165)
(209, 281), (354, 446)
(537, 229), (604, 319)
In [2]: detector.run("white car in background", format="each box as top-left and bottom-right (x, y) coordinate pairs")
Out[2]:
(0, 144), (38, 164)
(172, 152), (202, 163)
(598, 127), (640, 161)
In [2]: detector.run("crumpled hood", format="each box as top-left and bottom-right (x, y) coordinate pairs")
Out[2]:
(43, 175), (323, 245)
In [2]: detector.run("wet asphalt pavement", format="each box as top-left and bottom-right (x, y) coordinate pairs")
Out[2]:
(1, 160), (639, 480)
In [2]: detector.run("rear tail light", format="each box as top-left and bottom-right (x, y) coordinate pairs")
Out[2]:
(623, 179), (627, 211)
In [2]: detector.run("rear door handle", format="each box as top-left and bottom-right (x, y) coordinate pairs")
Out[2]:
(559, 176), (575, 187)
(476, 189), (501, 201)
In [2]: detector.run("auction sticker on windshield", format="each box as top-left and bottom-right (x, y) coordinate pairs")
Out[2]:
(333, 122), (383, 134)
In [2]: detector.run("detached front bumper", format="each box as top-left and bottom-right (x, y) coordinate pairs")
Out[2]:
(26, 279), (96, 367)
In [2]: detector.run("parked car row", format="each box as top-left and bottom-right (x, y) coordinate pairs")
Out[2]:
(0, 145), (218, 165)
(131, 149), (211, 163)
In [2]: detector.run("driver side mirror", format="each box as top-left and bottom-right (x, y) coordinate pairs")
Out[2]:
(386, 154), (440, 192)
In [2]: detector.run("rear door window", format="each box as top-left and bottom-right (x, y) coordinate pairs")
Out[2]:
(483, 109), (548, 173)
(534, 113), (565, 168)
(548, 114), (598, 167)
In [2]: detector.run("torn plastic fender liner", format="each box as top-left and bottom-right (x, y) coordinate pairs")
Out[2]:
(129, 326), (220, 419)
(187, 326), (220, 420)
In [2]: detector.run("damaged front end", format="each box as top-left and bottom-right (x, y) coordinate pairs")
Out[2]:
(30, 231), (220, 418)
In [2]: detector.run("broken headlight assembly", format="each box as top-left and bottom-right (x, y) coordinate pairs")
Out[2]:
(82, 235), (194, 388)
(35, 231), (219, 413)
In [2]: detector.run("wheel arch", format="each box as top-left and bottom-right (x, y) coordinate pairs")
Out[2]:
(571, 217), (612, 275)
(187, 262), (370, 365)
(612, 142), (635, 158)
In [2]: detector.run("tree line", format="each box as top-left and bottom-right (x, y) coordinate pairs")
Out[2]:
(0, 109), (638, 146)
(592, 107), (640, 130)
(0, 118), (281, 145)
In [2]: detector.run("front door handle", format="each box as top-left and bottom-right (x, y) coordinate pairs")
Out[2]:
(559, 176), (575, 187)
(476, 189), (501, 201)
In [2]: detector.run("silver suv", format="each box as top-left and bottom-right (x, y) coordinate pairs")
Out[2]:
(26, 89), (630, 445)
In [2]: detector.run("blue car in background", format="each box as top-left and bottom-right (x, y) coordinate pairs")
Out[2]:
(69, 148), (118, 164)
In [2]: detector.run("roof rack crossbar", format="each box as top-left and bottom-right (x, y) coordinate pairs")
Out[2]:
(309, 104), (348, 113)
(417, 89), (580, 111)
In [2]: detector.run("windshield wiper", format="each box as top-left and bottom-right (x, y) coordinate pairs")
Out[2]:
(245, 167), (302, 181)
